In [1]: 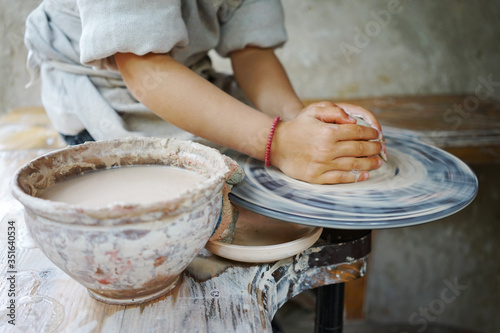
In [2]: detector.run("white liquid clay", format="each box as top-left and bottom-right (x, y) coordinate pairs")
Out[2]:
(40, 165), (205, 207)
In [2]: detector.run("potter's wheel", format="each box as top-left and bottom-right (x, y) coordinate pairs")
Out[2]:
(223, 128), (478, 229)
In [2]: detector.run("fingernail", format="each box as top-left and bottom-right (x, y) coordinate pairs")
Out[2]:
(348, 116), (356, 122)
(378, 159), (383, 167)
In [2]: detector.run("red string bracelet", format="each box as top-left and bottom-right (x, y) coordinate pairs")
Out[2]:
(265, 116), (281, 167)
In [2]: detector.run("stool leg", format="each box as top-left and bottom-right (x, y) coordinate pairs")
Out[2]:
(315, 283), (345, 333)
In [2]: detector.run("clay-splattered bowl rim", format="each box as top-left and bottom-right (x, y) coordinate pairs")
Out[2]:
(11, 137), (238, 227)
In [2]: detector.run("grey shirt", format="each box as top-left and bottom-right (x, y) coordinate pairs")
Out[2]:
(78, 0), (287, 69)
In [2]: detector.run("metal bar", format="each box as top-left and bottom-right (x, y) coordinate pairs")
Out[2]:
(315, 283), (345, 333)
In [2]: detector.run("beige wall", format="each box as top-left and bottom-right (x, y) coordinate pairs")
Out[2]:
(0, 0), (42, 114)
(279, 0), (500, 101)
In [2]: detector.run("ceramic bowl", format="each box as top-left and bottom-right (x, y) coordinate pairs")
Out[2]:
(206, 206), (323, 263)
(12, 137), (240, 304)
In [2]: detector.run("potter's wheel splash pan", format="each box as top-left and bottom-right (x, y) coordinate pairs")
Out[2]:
(224, 129), (478, 229)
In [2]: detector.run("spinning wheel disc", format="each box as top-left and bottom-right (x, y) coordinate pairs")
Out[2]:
(224, 129), (478, 229)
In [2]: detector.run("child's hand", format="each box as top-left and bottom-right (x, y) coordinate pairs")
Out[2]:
(271, 102), (384, 184)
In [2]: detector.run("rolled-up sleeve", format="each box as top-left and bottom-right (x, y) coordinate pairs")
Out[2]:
(216, 0), (287, 57)
(78, 0), (188, 67)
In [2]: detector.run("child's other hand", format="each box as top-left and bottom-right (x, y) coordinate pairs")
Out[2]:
(271, 102), (384, 184)
(335, 102), (387, 160)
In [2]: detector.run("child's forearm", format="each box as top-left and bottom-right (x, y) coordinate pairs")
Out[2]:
(230, 47), (304, 121)
(115, 52), (273, 160)
(115, 52), (383, 184)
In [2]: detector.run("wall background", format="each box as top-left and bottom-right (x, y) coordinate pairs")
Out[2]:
(212, 0), (500, 101)
(1, 0), (499, 331)
(0, 1), (42, 114)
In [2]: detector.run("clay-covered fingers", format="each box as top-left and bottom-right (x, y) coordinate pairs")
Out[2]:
(335, 102), (388, 160)
(312, 169), (370, 184)
(330, 140), (382, 159)
(329, 156), (382, 171)
(325, 123), (380, 141)
(303, 156), (381, 184)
